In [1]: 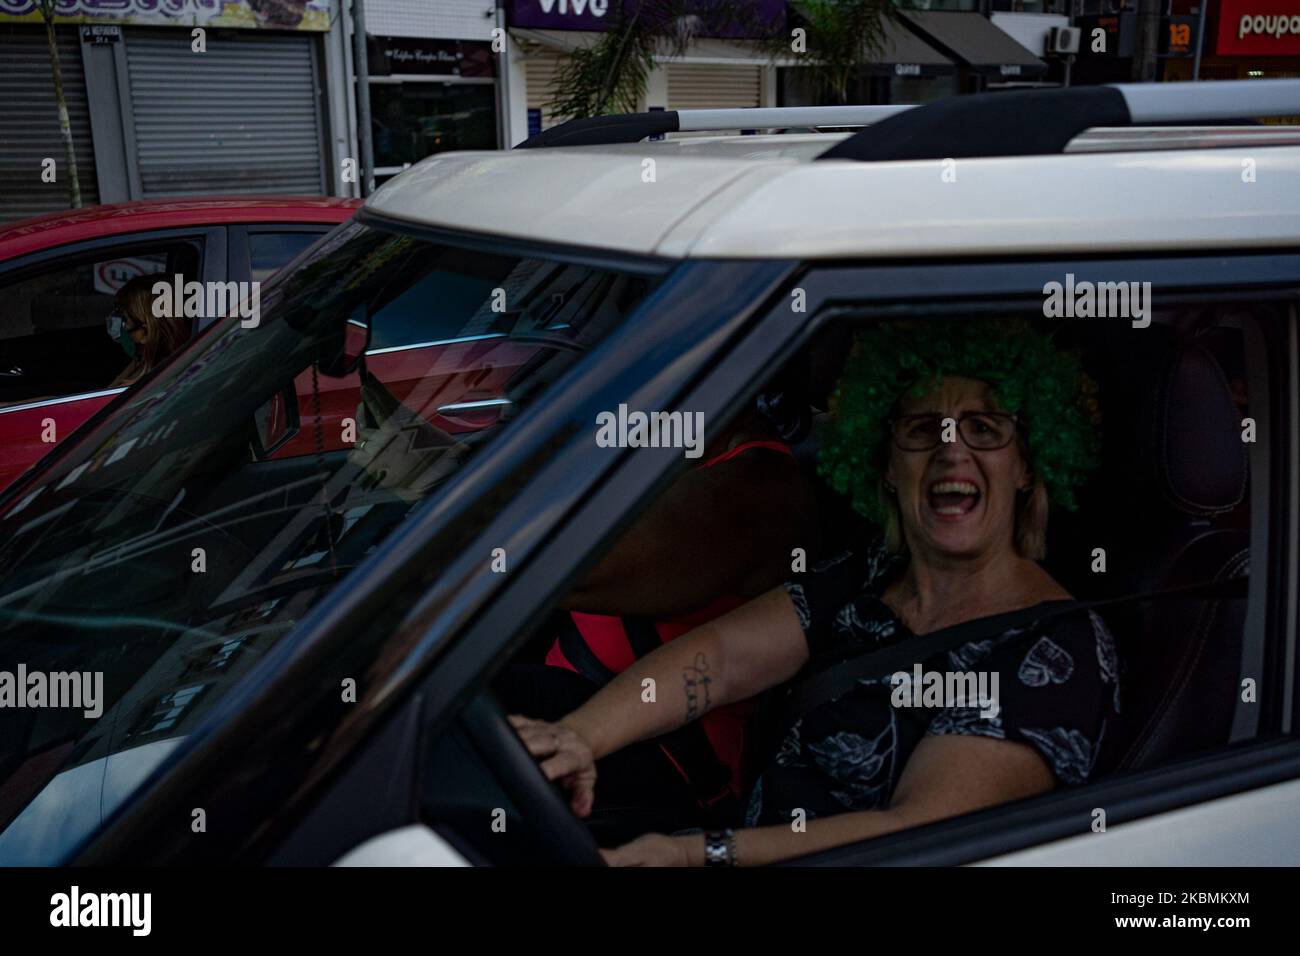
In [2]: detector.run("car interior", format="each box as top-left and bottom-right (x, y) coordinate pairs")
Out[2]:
(416, 305), (1276, 865)
(0, 243), (1283, 866)
(0, 240), (201, 406)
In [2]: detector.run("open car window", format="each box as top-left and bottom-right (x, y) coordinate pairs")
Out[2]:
(0, 239), (202, 408)
(475, 299), (1282, 863)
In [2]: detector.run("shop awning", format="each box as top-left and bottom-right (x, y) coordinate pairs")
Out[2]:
(899, 11), (1047, 79)
(864, 17), (957, 77)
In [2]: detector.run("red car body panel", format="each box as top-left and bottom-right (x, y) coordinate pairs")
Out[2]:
(0, 391), (119, 491)
(0, 197), (360, 493)
(0, 198), (550, 499)
(0, 196), (361, 261)
(273, 338), (536, 459)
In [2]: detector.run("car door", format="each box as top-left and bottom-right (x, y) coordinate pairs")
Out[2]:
(0, 226), (223, 491)
(327, 252), (1300, 868)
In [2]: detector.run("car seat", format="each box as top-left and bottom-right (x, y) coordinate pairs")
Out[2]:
(1100, 330), (1252, 773)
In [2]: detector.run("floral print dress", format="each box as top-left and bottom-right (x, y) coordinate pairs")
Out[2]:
(745, 542), (1121, 827)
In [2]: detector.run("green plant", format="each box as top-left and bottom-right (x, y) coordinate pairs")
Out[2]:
(544, 1), (899, 122)
(767, 0), (899, 105)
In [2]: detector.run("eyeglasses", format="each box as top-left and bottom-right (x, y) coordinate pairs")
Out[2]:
(890, 411), (1020, 452)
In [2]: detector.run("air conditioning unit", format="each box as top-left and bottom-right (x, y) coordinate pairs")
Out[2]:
(1048, 26), (1082, 55)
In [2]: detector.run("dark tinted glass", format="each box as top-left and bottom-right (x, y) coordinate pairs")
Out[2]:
(0, 221), (658, 862)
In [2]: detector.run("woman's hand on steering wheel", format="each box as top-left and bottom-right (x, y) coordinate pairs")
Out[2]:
(507, 715), (597, 818)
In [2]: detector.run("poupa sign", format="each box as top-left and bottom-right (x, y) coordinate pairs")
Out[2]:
(1216, 0), (1300, 56)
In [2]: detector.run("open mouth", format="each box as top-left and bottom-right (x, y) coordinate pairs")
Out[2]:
(927, 479), (981, 518)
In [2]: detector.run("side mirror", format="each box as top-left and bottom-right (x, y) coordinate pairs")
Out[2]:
(251, 384), (299, 459)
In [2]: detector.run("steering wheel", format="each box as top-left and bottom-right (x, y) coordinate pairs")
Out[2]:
(460, 691), (606, 866)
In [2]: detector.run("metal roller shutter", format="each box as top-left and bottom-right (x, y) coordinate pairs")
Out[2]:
(524, 52), (566, 130)
(126, 30), (326, 197)
(667, 63), (761, 110)
(0, 27), (99, 225)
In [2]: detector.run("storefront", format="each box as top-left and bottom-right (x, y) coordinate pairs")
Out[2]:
(989, 10), (1071, 87)
(777, 17), (959, 107)
(363, 0), (499, 183)
(1074, 4), (1245, 86)
(1164, 0), (1300, 83)
(898, 11), (1048, 93)
(777, 5), (1045, 107)
(0, 1), (350, 224)
(505, 0), (785, 142)
(0, 22), (99, 223)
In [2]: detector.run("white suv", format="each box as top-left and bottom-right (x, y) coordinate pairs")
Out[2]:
(1, 79), (1298, 868)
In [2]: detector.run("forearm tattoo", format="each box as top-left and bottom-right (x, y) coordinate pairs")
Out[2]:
(683, 652), (712, 722)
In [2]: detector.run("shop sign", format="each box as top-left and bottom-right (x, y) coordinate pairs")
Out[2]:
(1078, 12), (1201, 59)
(0, 0), (333, 32)
(1217, 0), (1300, 56)
(508, 0), (784, 36)
(81, 23), (119, 43)
(368, 36), (494, 78)
(1160, 15), (1199, 57)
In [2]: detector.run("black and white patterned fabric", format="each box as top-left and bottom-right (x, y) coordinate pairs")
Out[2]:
(744, 542), (1120, 827)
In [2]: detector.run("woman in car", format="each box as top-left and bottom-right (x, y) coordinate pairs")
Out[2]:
(497, 397), (819, 831)
(107, 274), (190, 387)
(511, 317), (1121, 866)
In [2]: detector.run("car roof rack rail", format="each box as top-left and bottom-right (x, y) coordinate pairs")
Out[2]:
(819, 78), (1300, 162)
(515, 105), (913, 149)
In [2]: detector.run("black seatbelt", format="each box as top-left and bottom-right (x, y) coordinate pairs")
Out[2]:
(556, 618), (618, 685)
(779, 576), (1248, 726)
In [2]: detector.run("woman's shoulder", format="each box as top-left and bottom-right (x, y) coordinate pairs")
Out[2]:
(995, 604), (1118, 690)
(784, 539), (901, 647)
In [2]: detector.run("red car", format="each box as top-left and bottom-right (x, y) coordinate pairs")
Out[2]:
(0, 197), (360, 491)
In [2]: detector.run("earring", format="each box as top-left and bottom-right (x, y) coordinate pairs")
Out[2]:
(883, 480), (896, 494)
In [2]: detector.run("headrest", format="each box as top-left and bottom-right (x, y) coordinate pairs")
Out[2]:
(1151, 342), (1247, 516)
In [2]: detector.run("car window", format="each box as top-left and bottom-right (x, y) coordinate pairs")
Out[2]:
(0, 220), (661, 864)
(0, 240), (202, 407)
(248, 231), (328, 283)
(486, 300), (1285, 864)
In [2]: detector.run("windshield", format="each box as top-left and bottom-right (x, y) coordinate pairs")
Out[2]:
(0, 220), (659, 863)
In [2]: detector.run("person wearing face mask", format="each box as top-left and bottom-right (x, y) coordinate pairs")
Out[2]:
(510, 317), (1120, 866)
(106, 274), (190, 387)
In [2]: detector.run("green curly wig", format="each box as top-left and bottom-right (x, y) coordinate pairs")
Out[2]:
(818, 317), (1101, 526)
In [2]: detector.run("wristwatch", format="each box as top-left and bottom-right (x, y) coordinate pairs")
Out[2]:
(704, 829), (737, 867)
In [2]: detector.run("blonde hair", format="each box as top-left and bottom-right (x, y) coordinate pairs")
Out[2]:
(114, 275), (190, 384)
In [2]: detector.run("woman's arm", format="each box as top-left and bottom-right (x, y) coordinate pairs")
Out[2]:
(605, 734), (1057, 866)
(510, 585), (809, 815)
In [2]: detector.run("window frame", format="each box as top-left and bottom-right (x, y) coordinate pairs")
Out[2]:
(225, 223), (334, 301)
(410, 250), (1300, 867)
(67, 230), (705, 865)
(68, 248), (1300, 866)
(0, 226), (223, 408)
